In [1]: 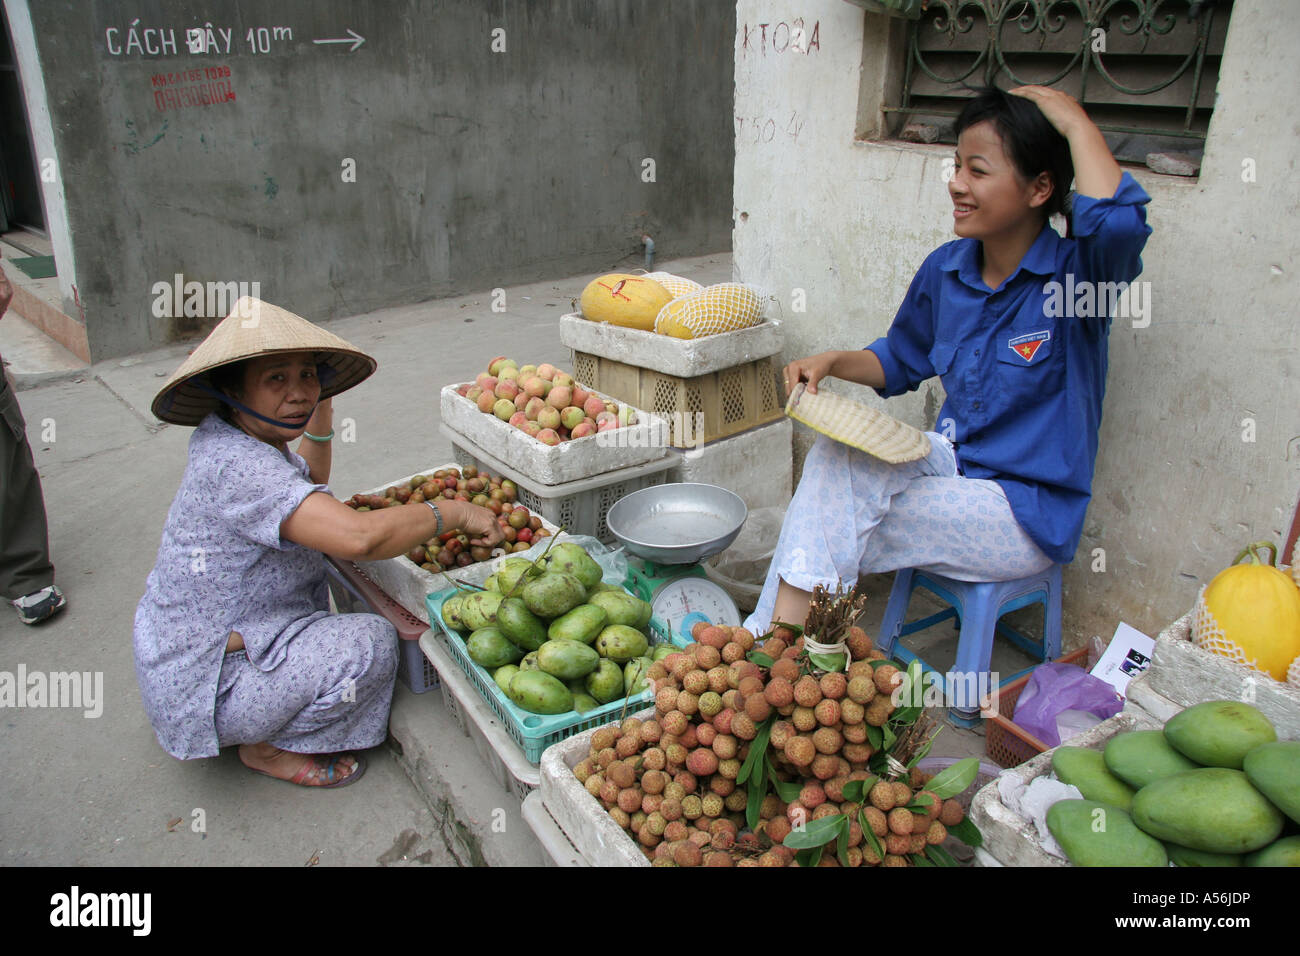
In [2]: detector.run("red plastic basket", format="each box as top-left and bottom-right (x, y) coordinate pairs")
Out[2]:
(324, 557), (438, 694)
(983, 646), (1090, 768)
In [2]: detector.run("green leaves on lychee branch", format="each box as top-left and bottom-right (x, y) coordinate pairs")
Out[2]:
(922, 756), (979, 800)
(767, 764), (803, 804)
(836, 820), (851, 867)
(736, 715), (774, 785)
(839, 775), (880, 805)
(808, 652), (846, 673)
(904, 729), (940, 769)
(795, 845), (824, 868)
(946, 816), (982, 848)
(858, 808), (885, 860)
(909, 853), (935, 867)
(782, 813), (848, 850)
(745, 764), (768, 832)
(746, 651), (776, 669)
(865, 724), (884, 750)
(924, 845), (959, 867)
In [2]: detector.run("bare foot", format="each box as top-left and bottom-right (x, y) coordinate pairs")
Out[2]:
(238, 742), (361, 787)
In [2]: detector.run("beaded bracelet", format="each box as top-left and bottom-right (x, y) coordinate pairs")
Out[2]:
(302, 429), (334, 443)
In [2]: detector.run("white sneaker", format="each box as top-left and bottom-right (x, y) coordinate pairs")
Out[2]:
(12, 585), (67, 625)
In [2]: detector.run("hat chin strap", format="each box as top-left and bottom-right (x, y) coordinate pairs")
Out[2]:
(192, 381), (317, 430)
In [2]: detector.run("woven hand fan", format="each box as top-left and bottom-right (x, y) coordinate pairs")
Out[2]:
(784, 382), (931, 464)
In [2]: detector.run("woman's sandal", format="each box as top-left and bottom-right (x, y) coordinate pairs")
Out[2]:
(249, 752), (367, 789)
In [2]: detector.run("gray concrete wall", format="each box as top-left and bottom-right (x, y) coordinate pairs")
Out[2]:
(19, 0), (734, 359)
(734, 0), (1300, 646)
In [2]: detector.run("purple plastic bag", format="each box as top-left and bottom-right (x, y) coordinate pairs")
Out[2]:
(1012, 663), (1123, 748)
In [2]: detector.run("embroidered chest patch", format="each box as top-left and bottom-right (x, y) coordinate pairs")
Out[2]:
(1008, 330), (1051, 363)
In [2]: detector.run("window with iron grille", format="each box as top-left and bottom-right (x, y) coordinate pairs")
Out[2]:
(860, 0), (1233, 168)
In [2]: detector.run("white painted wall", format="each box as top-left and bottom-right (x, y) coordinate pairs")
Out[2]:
(3, 0), (79, 319)
(733, 0), (1300, 644)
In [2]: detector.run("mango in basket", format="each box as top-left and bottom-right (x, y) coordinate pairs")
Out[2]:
(537, 639), (600, 680)
(523, 571), (587, 619)
(547, 603), (608, 645)
(508, 670), (573, 715)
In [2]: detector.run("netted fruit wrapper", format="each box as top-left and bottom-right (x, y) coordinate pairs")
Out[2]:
(642, 271), (703, 298)
(654, 282), (768, 339)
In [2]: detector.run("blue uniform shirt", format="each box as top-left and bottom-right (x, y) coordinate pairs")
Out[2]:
(867, 171), (1152, 564)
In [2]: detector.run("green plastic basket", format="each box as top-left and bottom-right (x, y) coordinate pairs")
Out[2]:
(426, 586), (682, 763)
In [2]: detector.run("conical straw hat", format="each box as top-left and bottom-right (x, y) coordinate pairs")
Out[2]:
(784, 382), (931, 464)
(151, 296), (377, 425)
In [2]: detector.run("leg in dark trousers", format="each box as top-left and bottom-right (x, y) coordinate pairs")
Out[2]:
(0, 372), (59, 612)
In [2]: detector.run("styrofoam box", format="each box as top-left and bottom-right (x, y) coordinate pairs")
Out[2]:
(1147, 611), (1300, 739)
(969, 710), (1162, 867)
(539, 712), (657, 867)
(521, 791), (589, 867)
(665, 417), (792, 513)
(350, 464), (563, 623)
(559, 312), (784, 378)
(440, 383), (669, 485)
(419, 630), (539, 801)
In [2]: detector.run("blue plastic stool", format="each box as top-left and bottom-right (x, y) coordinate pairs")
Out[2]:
(876, 565), (1063, 725)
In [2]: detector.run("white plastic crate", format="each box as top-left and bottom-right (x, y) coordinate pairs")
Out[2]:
(1146, 611), (1300, 738)
(968, 710), (1162, 868)
(418, 630), (539, 801)
(440, 383), (669, 485)
(521, 791), (589, 867)
(442, 423), (676, 544)
(538, 713), (656, 867)
(559, 312), (784, 377)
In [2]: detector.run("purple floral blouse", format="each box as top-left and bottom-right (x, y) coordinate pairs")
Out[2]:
(133, 413), (331, 759)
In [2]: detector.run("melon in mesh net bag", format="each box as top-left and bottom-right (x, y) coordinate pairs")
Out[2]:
(1190, 585), (1256, 669)
(654, 282), (766, 339)
(643, 271), (703, 298)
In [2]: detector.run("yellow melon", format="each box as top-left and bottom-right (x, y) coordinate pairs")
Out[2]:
(1193, 541), (1300, 682)
(654, 283), (764, 339)
(579, 274), (673, 332)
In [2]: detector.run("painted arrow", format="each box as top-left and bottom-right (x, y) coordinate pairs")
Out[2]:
(312, 29), (365, 52)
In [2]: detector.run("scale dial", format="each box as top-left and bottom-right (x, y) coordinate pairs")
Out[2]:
(651, 577), (740, 644)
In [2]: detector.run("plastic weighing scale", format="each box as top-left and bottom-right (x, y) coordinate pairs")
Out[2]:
(605, 483), (748, 643)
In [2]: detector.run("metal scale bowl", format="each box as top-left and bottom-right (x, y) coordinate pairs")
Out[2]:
(605, 483), (748, 643)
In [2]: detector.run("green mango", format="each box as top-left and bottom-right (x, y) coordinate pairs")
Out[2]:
(1131, 768), (1285, 854)
(1243, 741), (1300, 823)
(624, 656), (654, 696)
(1244, 835), (1300, 867)
(493, 664), (520, 695)
(572, 692), (600, 715)
(484, 573), (500, 592)
(519, 651), (540, 671)
(547, 604), (608, 645)
(522, 571), (587, 619)
(1164, 843), (1242, 867)
(1164, 700), (1277, 770)
(1046, 799), (1167, 867)
(496, 558), (539, 596)
(594, 624), (649, 664)
(496, 597), (548, 652)
(652, 644), (676, 662)
(466, 626), (523, 669)
(589, 581), (624, 594)
(440, 594), (468, 633)
(540, 542), (604, 590)
(1104, 730), (1199, 790)
(587, 589), (651, 629)
(585, 659), (625, 704)
(537, 639), (600, 680)
(459, 590), (504, 631)
(1051, 747), (1136, 811)
(508, 670), (573, 715)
